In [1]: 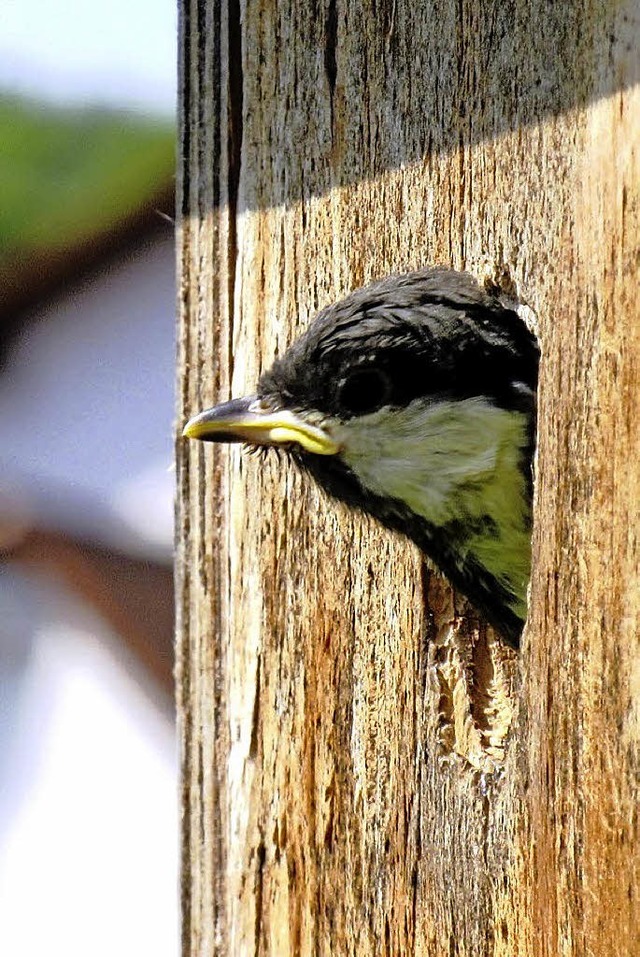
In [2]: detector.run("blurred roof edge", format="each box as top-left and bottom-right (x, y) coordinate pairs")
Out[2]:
(0, 178), (175, 336)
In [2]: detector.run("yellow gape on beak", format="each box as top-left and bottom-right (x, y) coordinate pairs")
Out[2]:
(183, 396), (340, 456)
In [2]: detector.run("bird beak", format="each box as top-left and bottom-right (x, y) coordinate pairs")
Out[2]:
(182, 396), (340, 456)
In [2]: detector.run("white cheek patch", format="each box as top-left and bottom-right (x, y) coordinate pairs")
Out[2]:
(332, 397), (532, 612)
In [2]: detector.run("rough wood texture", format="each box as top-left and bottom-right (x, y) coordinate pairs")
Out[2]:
(176, 2), (640, 954)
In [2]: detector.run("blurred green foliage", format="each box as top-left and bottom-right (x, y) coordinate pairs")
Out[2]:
(0, 95), (174, 259)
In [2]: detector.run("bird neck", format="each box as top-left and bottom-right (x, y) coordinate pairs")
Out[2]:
(334, 396), (532, 625)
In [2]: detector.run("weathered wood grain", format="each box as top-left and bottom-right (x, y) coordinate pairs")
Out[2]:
(176, 1), (640, 953)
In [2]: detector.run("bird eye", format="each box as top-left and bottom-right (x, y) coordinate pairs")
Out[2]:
(337, 368), (392, 416)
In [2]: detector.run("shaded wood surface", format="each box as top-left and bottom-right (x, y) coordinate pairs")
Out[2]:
(176, 1), (640, 953)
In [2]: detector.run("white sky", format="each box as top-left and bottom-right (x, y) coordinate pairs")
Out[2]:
(1, 0), (176, 114)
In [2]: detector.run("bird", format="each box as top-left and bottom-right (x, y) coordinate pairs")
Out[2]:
(183, 267), (539, 648)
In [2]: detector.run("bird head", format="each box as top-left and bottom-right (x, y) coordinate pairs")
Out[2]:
(183, 268), (539, 646)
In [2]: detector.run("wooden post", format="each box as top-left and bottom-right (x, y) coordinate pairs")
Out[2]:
(176, 2), (640, 953)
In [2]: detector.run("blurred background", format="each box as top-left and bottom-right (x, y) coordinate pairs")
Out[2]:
(0, 2), (178, 953)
